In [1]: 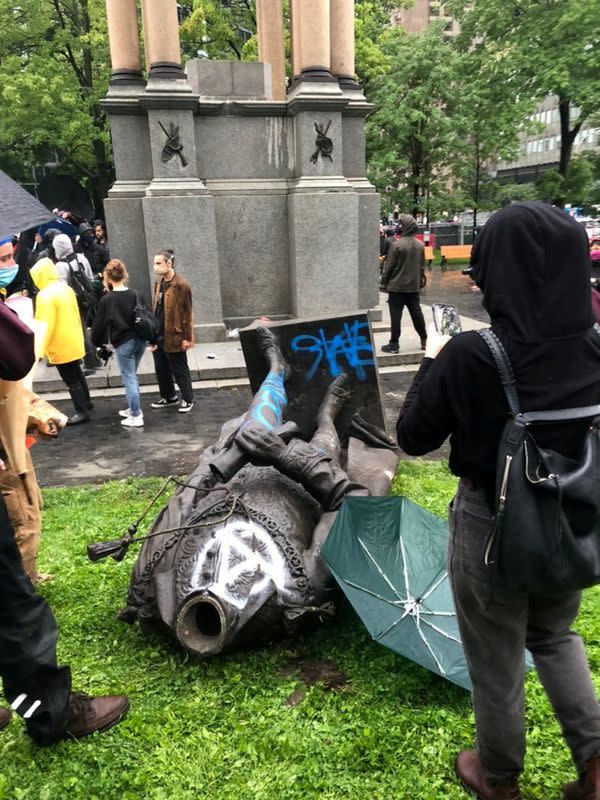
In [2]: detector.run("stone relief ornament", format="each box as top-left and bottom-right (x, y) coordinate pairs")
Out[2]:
(159, 121), (188, 167)
(310, 121), (334, 164)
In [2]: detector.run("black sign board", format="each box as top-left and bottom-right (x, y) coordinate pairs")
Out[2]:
(240, 313), (387, 439)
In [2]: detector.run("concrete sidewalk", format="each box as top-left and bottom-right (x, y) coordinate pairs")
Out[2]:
(33, 272), (487, 397)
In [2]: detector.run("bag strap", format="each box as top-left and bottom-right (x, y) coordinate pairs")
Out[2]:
(520, 406), (600, 424)
(477, 328), (521, 417)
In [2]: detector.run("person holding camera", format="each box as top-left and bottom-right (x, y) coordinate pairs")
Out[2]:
(29, 258), (91, 426)
(91, 260), (147, 428)
(396, 203), (600, 800)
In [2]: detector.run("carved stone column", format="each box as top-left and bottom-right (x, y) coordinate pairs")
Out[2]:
(140, 0), (186, 80)
(330, 0), (359, 89)
(256, 0), (286, 101)
(290, 0), (334, 82)
(105, 0), (144, 85)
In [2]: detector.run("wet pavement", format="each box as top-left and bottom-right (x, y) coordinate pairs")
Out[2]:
(32, 268), (482, 487)
(33, 371), (452, 487)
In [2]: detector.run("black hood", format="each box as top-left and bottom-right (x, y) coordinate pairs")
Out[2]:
(399, 214), (418, 237)
(470, 202), (593, 343)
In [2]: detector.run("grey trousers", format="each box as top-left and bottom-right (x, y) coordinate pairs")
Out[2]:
(449, 480), (600, 785)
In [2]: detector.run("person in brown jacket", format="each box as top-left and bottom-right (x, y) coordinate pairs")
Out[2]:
(150, 249), (195, 412)
(380, 214), (427, 354)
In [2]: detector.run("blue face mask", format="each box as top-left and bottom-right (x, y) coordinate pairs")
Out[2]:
(0, 266), (19, 288)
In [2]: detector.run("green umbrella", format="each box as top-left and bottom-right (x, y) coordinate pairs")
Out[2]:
(322, 496), (517, 691)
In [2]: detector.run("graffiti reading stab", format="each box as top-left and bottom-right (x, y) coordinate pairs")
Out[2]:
(291, 320), (375, 382)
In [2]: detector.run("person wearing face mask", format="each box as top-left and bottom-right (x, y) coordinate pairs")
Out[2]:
(396, 203), (600, 800)
(149, 249), (194, 413)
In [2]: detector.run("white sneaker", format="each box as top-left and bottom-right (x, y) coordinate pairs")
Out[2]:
(118, 409), (131, 418)
(121, 414), (144, 428)
(178, 401), (194, 413)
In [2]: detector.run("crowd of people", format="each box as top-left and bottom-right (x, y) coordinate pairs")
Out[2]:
(5, 222), (195, 427)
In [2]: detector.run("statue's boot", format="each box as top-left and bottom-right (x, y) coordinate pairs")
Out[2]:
(256, 326), (289, 379)
(316, 373), (351, 428)
(312, 374), (351, 461)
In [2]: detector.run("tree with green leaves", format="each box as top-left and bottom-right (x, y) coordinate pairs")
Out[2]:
(179, 0), (257, 61)
(0, 0), (112, 212)
(366, 23), (462, 218)
(452, 47), (531, 227)
(450, 0), (600, 203)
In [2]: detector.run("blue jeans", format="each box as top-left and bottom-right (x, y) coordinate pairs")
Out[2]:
(115, 337), (146, 417)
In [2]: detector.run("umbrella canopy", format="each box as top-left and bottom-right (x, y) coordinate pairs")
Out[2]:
(322, 496), (531, 691)
(37, 173), (94, 221)
(0, 170), (54, 241)
(37, 217), (78, 239)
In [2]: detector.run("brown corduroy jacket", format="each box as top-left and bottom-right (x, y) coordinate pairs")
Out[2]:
(152, 273), (194, 353)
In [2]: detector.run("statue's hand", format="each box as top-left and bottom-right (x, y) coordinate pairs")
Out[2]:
(235, 423), (286, 465)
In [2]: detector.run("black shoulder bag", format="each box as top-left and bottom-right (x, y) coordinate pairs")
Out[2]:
(478, 326), (600, 594)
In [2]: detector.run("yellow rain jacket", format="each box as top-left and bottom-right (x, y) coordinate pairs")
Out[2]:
(30, 258), (85, 365)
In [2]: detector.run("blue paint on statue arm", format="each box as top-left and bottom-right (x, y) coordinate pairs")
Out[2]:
(244, 370), (287, 431)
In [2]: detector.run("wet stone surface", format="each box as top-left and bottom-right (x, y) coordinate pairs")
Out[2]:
(33, 373), (450, 487)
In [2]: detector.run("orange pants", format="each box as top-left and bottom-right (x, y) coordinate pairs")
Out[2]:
(0, 449), (42, 582)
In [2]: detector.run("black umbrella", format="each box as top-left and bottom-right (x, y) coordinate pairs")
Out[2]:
(0, 170), (54, 241)
(37, 174), (94, 221)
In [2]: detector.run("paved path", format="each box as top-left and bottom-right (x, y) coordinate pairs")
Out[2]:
(31, 268), (484, 486)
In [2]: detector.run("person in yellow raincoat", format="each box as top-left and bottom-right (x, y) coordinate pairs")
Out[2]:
(30, 258), (91, 425)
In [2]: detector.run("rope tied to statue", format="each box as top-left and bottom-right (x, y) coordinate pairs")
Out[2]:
(87, 475), (233, 562)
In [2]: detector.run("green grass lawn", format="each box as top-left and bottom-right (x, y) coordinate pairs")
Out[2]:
(1, 463), (597, 799)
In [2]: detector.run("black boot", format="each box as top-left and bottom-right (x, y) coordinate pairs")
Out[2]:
(316, 374), (350, 428)
(381, 341), (399, 354)
(256, 326), (289, 378)
(66, 385), (90, 426)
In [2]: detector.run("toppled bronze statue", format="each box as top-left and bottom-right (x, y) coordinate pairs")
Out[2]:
(90, 327), (397, 658)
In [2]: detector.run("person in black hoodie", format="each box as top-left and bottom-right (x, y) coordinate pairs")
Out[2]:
(380, 214), (427, 353)
(76, 222), (109, 276)
(92, 259), (147, 427)
(396, 202), (600, 800)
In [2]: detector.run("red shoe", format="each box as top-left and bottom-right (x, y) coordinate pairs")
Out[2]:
(0, 707), (11, 730)
(456, 750), (523, 799)
(564, 755), (600, 800)
(64, 692), (129, 739)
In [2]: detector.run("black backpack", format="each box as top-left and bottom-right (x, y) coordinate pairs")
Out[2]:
(479, 327), (600, 594)
(65, 253), (97, 318)
(132, 291), (157, 342)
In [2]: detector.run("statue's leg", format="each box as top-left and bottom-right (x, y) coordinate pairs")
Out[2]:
(242, 327), (289, 431)
(309, 374), (350, 464)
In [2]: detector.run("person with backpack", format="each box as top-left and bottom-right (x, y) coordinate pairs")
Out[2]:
(52, 234), (101, 375)
(29, 258), (92, 426)
(91, 259), (148, 428)
(395, 202), (600, 800)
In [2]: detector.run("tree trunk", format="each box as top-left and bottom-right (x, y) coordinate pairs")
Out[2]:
(473, 139), (480, 231)
(555, 97), (583, 206)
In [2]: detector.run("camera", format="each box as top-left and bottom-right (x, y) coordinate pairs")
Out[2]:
(95, 344), (112, 365)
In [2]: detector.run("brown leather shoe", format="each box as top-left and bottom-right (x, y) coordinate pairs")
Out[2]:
(64, 692), (129, 739)
(564, 755), (600, 799)
(456, 750), (523, 799)
(0, 707), (11, 731)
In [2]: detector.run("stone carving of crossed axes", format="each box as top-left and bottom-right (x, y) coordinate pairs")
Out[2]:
(310, 120), (333, 164)
(159, 121), (188, 167)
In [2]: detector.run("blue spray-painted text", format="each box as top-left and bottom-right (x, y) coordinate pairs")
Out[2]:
(291, 320), (374, 381)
